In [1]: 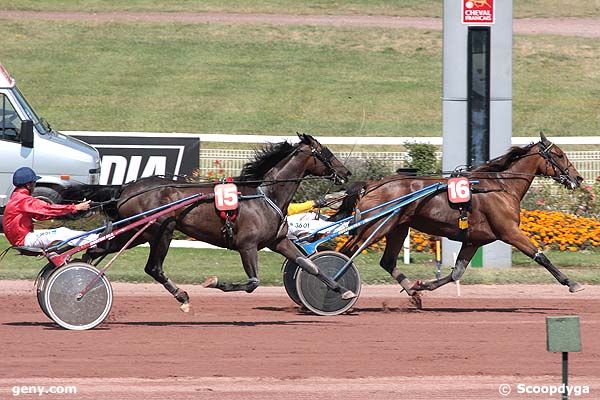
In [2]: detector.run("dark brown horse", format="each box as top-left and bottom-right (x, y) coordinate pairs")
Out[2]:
(66, 134), (353, 311)
(336, 133), (584, 299)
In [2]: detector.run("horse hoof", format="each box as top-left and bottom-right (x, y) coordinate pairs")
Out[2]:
(569, 282), (584, 293)
(180, 302), (190, 313)
(341, 290), (357, 300)
(202, 276), (219, 288)
(410, 293), (423, 309)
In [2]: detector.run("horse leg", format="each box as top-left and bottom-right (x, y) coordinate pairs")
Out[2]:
(412, 243), (479, 292)
(144, 221), (191, 312)
(203, 246), (260, 293)
(271, 238), (357, 300)
(507, 232), (583, 292)
(379, 225), (417, 294)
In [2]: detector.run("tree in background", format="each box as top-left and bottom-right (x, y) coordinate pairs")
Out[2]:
(405, 142), (440, 174)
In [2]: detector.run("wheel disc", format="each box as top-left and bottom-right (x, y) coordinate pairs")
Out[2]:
(282, 259), (302, 306)
(296, 251), (361, 316)
(44, 262), (112, 330)
(36, 263), (56, 320)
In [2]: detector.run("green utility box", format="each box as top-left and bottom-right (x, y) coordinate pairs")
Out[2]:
(546, 316), (581, 353)
(470, 247), (483, 268)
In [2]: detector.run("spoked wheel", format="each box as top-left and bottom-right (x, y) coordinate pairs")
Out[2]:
(282, 259), (302, 306)
(36, 263), (57, 320)
(44, 262), (113, 330)
(295, 251), (361, 316)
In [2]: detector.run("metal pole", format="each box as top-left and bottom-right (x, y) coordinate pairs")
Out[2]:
(435, 239), (442, 279)
(562, 352), (568, 400)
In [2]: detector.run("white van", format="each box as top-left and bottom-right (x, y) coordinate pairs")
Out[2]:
(0, 64), (101, 228)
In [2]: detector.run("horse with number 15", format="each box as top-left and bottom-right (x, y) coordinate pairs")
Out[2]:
(63, 134), (353, 312)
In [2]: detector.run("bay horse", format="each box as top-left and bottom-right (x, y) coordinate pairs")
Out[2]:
(65, 134), (353, 311)
(336, 133), (584, 299)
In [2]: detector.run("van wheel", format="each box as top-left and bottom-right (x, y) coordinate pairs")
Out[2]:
(32, 186), (62, 204)
(32, 187), (64, 228)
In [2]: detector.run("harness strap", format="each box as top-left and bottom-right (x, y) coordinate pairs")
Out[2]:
(257, 186), (285, 220)
(257, 186), (289, 239)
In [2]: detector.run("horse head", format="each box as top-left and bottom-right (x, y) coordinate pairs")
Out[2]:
(537, 132), (584, 190)
(297, 133), (351, 184)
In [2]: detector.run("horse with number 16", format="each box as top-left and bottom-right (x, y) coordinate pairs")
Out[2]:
(335, 132), (585, 304)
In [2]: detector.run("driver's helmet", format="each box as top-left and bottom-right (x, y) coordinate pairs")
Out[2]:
(13, 167), (41, 186)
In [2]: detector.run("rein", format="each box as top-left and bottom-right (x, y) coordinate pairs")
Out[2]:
(112, 174), (337, 210)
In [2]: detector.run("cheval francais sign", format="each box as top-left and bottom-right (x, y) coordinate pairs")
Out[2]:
(462, 0), (495, 25)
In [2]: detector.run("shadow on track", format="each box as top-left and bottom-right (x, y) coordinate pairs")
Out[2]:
(4, 319), (335, 328)
(349, 306), (563, 314)
(255, 305), (565, 315)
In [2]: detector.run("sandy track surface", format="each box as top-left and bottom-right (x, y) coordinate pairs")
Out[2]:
(1, 281), (599, 399)
(0, 11), (599, 37)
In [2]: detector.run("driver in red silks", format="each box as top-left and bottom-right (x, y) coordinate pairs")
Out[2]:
(2, 167), (96, 249)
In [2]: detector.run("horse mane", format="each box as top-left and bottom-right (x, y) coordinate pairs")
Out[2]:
(237, 141), (297, 182)
(472, 143), (536, 172)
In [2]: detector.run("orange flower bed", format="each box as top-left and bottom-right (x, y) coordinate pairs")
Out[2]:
(332, 210), (600, 253)
(334, 230), (437, 254)
(519, 209), (600, 251)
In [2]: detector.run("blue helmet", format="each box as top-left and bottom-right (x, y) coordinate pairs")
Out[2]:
(13, 167), (41, 186)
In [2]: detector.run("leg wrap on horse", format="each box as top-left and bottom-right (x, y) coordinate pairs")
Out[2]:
(295, 257), (319, 275)
(392, 270), (415, 295)
(534, 251), (564, 282)
(164, 279), (189, 305)
(245, 277), (260, 293)
(295, 256), (356, 299)
(534, 250), (571, 286)
(533, 250), (547, 264)
(163, 279), (180, 295)
(173, 289), (189, 304)
(451, 261), (467, 281)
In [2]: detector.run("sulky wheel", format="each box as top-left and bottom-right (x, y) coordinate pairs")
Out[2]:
(44, 262), (113, 330)
(295, 251), (361, 316)
(36, 263), (57, 320)
(282, 259), (302, 306)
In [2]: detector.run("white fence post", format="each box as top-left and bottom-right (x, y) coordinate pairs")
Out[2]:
(403, 228), (411, 265)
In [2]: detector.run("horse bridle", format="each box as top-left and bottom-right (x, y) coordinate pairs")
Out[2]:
(300, 144), (346, 183)
(538, 141), (575, 185)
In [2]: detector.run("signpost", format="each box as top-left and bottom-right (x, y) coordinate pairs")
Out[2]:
(546, 316), (582, 400)
(462, 0), (495, 25)
(442, 0), (511, 268)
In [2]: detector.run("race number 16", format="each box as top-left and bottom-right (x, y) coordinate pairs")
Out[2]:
(447, 177), (471, 203)
(214, 183), (239, 211)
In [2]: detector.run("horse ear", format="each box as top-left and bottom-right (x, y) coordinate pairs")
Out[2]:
(296, 132), (312, 144)
(540, 131), (550, 145)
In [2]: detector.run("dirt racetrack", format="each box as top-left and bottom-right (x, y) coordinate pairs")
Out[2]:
(0, 281), (599, 399)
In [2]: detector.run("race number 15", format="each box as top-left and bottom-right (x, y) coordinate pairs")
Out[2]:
(214, 183), (239, 210)
(447, 177), (471, 203)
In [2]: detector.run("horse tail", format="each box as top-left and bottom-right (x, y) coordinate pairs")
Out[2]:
(61, 184), (123, 204)
(329, 181), (366, 222)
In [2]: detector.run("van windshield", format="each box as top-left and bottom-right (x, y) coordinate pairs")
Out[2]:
(13, 86), (49, 134)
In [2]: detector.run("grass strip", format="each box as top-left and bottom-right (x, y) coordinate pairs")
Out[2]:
(0, 21), (597, 137)
(3, 1), (600, 19)
(1, 236), (598, 285)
